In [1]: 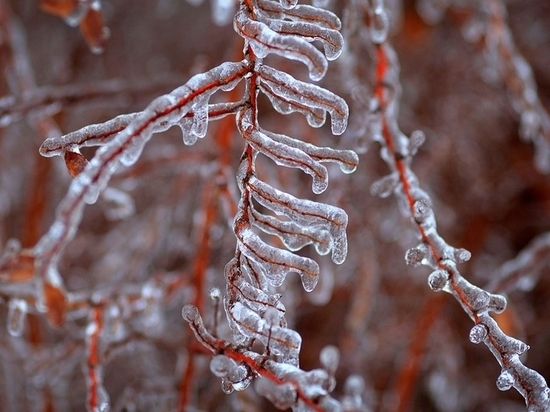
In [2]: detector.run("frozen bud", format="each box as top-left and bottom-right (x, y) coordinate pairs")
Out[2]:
(209, 287), (221, 300)
(64, 150), (88, 178)
(496, 370), (515, 391)
(182, 304), (199, 322)
(413, 198), (430, 223)
(370, 174), (398, 198)
(453, 248), (471, 263)
(408, 130), (426, 156)
(405, 244), (427, 267)
(488, 294), (507, 314)
(427, 269), (448, 292)
(469, 324), (488, 344)
(320, 345), (340, 375)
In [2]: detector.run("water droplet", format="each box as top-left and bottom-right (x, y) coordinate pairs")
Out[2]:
(469, 324), (487, 344)
(496, 370), (515, 391)
(428, 269), (448, 292)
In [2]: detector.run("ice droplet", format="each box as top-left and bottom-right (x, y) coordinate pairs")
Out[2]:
(454, 248), (471, 263)
(300, 271), (318, 292)
(7, 299), (28, 337)
(182, 304), (199, 322)
(427, 269), (448, 292)
(496, 370), (515, 391)
(190, 103), (209, 139)
(469, 324), (487, 344)
(405, 245), (427, 267)
(178, 117), (199, 146)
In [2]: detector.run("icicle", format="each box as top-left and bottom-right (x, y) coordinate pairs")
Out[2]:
(178, 117), (198, 146)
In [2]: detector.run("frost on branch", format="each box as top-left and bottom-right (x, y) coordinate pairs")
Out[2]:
(6, 0), (550, 410)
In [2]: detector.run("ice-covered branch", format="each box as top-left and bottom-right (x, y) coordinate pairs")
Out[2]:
(354, 0), (550, 409)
